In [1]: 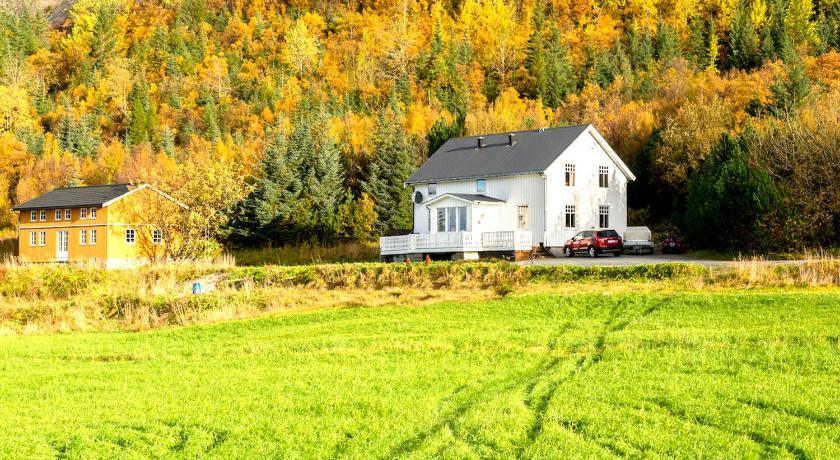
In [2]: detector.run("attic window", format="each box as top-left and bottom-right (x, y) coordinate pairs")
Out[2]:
(476, 179), (486, 194)
(565, 164), (576, 186)
(599, 166), (609, 188)
(428, 183), (437, 196)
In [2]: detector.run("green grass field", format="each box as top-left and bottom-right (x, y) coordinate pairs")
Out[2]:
(1, 289), (838, 458)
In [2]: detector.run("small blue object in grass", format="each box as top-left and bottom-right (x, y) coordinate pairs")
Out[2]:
(192, 282), (202, 295)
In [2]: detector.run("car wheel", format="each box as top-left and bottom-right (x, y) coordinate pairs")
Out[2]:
(588, 246), (597, 258)
(564, 246), (573, 257)
(613, 251), (622, 257)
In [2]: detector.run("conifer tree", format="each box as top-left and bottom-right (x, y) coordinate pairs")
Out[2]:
(127, 72), (158, 147)
(730, 0), (762, 70)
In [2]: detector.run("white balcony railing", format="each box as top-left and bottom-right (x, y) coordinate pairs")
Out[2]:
(380, 231), (532, 255)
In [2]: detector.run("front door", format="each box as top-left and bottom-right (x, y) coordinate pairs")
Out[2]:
(56, 231), (69, 262)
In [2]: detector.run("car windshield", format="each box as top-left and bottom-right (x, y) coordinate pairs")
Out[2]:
(597, 230), (619, 237)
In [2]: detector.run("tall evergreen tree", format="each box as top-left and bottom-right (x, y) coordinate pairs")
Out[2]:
(543, 25), (576, 108)
(127, 72), (158, 146)
(654, 17), (679, 64)
(362, 103), (416, 235)
(730, 0), (762, 70)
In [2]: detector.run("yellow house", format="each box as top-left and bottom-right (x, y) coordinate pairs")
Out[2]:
(13, 184), (178, 268)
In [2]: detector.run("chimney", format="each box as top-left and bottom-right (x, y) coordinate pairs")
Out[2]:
(508, 133), (517, 146)
(477, 136), (485, 149)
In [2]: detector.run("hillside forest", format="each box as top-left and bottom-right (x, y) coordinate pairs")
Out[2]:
(0, 0), (838, 253)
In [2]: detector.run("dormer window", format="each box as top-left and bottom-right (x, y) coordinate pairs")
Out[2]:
(476, 179), (486, 194)
(428, 183), (437, 196)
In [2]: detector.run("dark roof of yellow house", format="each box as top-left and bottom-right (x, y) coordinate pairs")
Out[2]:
(12, 184), (133, 211)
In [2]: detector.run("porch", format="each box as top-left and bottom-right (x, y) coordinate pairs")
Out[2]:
(380, 231), (533, 257)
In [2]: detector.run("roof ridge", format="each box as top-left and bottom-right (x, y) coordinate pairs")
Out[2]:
(53, 183), (133, 190)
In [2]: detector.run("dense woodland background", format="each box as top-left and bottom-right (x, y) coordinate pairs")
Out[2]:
(0, 0), (838, 253)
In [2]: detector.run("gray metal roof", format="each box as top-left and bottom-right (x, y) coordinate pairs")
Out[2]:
(425, 193), (506, 204)
(12, 184), (132, 210)
(407, 125), (591, 184)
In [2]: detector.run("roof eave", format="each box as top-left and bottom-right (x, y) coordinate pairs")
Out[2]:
(406, 170), (546, 185)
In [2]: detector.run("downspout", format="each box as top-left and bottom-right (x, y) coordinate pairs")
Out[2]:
(542, 172), (547, 248)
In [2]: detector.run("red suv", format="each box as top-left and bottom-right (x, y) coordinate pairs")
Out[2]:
(563, 229), (624, 258)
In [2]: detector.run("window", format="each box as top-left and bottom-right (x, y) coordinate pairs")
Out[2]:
(39, 210), (46, 222)
(30, 211), (36, 222)
(125, 228), (136, 244)
(39, 231), (46, 246)
(80, 208), (87, 219)
(90, 208), (97, 219)
(476, 179), (487, 194)
(64, 209), (71, 220)
(80, 230), (87, 245)
(564, 205), (576, 228)
(153, 229), (163, 244)
(599, 166), (609, 188)
(599, 205), (610, 228)
(436, 206), (468, 232)
(428, 183), (437, 196)
(565, 164), (575, 186)
(90, 229), (97, 245)
(517, 206), (529, 230)
(55, 209), (62, 220)
(29, 232), (36, 246)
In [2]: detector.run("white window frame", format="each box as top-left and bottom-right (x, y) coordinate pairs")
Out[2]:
(39, 210), (46, 222)
(29, 232), (36, 246)
(153, 229), (163, 244)
(564, 205), (576, 228)
(428, 183), (437, 196)
(64, 209), (71, 220)
(435, 206), (468, 232)
(565, 164), (575, 186)
(80, 230), (87, 245)
(90, 229), (97, 245)
(39, 231), (46, 246)
(599, 166), (609, 188)
(55, 209), (62, 221)
(125, 228), (136, 244)
(476, 179), (487, 194)
(517, 205), (529, 230)
(599, 205), (610, 228)
(80, 208), (87, 219)
(90, 208), (97, 219)
(30, 211), (36, 222)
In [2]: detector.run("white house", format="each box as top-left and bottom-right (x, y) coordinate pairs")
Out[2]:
(380, 125), (636, 260)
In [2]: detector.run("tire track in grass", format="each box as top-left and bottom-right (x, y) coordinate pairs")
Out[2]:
(737, 398), (840, 426)
(517, 295), (675, 457)
(646, 397), (811, 460)
(382, 321), (577, 459)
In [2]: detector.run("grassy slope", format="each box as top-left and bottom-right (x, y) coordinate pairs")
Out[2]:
(0, 290), (838, 458)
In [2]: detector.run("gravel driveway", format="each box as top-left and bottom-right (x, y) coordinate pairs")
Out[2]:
(516, 253), (796, 268)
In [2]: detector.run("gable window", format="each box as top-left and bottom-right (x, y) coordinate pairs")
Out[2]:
(599, 205), (610, 228)
(55, 209), (62, 220)
(436, 206), (468, 232)
(80, 230), (87, 245)
(476, 179), (487, 194)
(40, 210), (46, 222)
(80, 208), (87, 219)
(30, 211), (36, 222)
(39, 231), (46, 246)
(565, 164), (576, 186)
(428, 183), (437, 196)
(153, 229), (163, 244)
(125, 228), (136, 244)
(29, 232), (36, 247)
(564, 205), (576, 228)
(599, 166), (609, 188)
(90, 229), (97, 245)
(64, 209), (71, 220)
(90, 208), (97, 219)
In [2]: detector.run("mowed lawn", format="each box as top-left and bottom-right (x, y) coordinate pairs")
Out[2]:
(0, 290), (838, 458)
